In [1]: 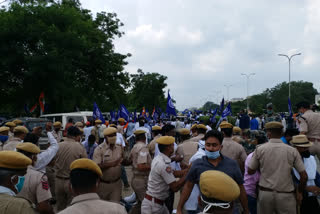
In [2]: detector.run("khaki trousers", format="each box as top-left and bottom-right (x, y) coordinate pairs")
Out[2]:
(141, 198), (169, 214)
(309, 139), (320, 159)
(55, 177), (72, 212)
(129, 175), (148, 214)
(258, 190), (296, 214)
(98, 178), (122, 203)
(46, 166), (56, 198)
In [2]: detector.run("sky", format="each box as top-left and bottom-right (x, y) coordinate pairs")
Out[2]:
(81, 0), (320, 110)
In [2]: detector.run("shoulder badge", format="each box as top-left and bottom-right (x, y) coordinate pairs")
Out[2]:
(166, 166), (172, 173)
(41, 180), (49, 190)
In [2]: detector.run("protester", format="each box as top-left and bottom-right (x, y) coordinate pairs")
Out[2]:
(82, 134), (98, 160)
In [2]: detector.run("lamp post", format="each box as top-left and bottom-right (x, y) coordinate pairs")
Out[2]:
(241, 73), (255, 111)
(278, 53), (302, 99)
(224, 84), (233, 102)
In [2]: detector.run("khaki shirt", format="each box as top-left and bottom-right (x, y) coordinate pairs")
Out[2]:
(93, 143), (123, 181)
(130, 141), (151, 176)
(232, 136), (245, 144)
(249, 138), (305, 192)
(52, 130), (62, 143)
(221, 137), (247, 165)
(58, 193), (127, 214)
(0, 193), (35, 214)
(18, 166), (52, 205)
(176, 140), (198, 166)
(146, 153), (176, 200)
(189, 133), (205, 143)
(3, 137), (22, 151)
(298, 110), (320, 139)
(148, 134), (161, 156)
(55, 138), (87, 178)
(91, 126), (99, 143)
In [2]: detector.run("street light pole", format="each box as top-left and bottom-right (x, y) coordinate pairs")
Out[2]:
(224, 84), (233, 101)
(241, 73), (255, 111)
(278, 53), (302, 99)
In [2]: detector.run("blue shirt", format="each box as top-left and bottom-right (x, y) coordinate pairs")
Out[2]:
(186, 155), (244, 185)
(250, 118), (259, 130)
(280, 136), (289, 145)
(82, 141), (98, 159)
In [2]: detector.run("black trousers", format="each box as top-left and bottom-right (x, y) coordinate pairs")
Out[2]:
(300, 196), (320, 214)
(165, 190), (174, 213)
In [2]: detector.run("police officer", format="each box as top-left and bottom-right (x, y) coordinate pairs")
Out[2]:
(3, 126), (28, 151)
(220, 122), (247, 173)
(0, 126), (10, 150)
(296, 101), (320, 159)
(176, 128), (197, 169)
(141, 136), (187, 214)
(5, 121), (16, 139)
(59, 158), (127, 214)
(148, 126), (162, 158)
(190, 124), (207, 143)
(190, 124), (198, 138)
(117, 118), (126, 135)
(17, 143), (54, 214)
(54, 126), (87, 211)
(129, 129), (152, 214)
(0, 151), (35, 214)
(248, 122), (308, 214)
(52, 121), (62, 143)
(93, 127), (123, 202)
(265, 103), (281, 123)
(91, 120), (102, 144)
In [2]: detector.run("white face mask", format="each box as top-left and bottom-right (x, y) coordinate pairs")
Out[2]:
(201, 196), (230, 213)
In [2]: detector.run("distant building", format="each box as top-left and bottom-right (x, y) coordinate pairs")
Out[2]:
(230, 98), (244, 103)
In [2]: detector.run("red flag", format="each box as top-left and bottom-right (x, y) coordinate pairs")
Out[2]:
(39, 92), (45, 112)
(30, 103), (38, 113)
(142, 107), (146, 116)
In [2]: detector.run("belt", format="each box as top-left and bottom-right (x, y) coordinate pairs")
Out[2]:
(259, 186), (294, 194)
(100, 177), (120, 184)
(308, 138), (320, 142)
(56, 176), (69, 180)
(145, 193), (164, 205)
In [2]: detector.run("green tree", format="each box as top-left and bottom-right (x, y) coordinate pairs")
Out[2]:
(0, 0), (130, 114)
(201, 101), (219, 112)
(129, 69), (168, 112)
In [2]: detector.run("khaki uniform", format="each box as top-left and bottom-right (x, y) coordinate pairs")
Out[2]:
(189, 133), (205, 143)
(58, 193), (127, 214)
(3, 137), (22, 151)
(54, 138), (87, 211)
(48, 130), (61, 199)
(93, 143), (123, 202)
(52, 130), (62, 143)
(141, 153), (176, 214)
(129, 141), (151, 214)
(0, 193), (35, 214)
(176, 139), (198, 167)
(231, 136), (244, 144)
(221, 137), (247, 169)
(18, 166), (52, 208)
(148, 134), (161, 157)
(298, 110), (320, 158)
(91, 126), (100, 143)
(249, 138), (305, 214)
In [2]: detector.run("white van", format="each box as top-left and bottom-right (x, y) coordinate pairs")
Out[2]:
(40, 111), (94, 130)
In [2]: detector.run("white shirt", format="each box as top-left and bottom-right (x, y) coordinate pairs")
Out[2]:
(98, 124), (107, 138)
(83, 126), (94, 141)
(116, 133), (126, 147)
(34, 132), (59, 172)
(0, 186), (16, 196)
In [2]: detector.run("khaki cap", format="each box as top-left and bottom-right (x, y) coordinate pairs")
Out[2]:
(118, 118), (125, 123)
(134, 130), (146, 136)
(16, 143), (40, 154)
(220, 121), (233, 129)
(152, 126), (162, 131)
(233, 126), (242, 134)
(197, 124), (207, 130)
(156, 136), (175, 145)
(200, 170), (240, 202)
(291, 135), (313, 147)
(13, 119), (23, 125)
(75, 122), (83, 127)
(13, 126), (29, 134)
(70, 158), (102, 177)
(0, 151), (32, 169)
(109, 124), (117, 128)
(95, 120), (102, 124)
(265, 122), (283, 129)
(191, 124), (198, 130)
(5, 122), (16, 127)
(53, 121), (62, 127)
(103, 127), (117, 136)
(0, 126), (10, 133)
(179, 128), (190, 135)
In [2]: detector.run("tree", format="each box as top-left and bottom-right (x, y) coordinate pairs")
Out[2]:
(0, 0), (130, 114)
(129, 69), (168, 112)
(201, 101), (219, 112)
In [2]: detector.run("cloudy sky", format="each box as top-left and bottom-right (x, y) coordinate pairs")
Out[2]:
(81, 0), (320, 110)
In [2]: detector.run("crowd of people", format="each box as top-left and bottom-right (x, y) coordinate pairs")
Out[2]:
(0, 101), (319, 214)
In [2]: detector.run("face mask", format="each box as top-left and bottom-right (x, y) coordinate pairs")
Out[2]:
(107, 136), (117, 145)
(205, 149), (220, 159)
(0, 135), (9, 143)
(11, 175), (25, 193)
(301, 151), (311, 158)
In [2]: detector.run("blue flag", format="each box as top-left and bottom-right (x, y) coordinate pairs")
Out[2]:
(133, 110), (137, 123)
(210, 107), (218, 123)
(115, 109), (120, 120)
(93, 102), (105, 124)
(166, 91), (177, 116)
(110, 110), (115, 121)
(221, 102), (232, 118)
(288, 97), (293, 117)
(119, 104), (130, 121)
(219, 97), (225, 114)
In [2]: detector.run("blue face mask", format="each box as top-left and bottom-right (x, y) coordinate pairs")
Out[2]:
(0, 135), (9, 143)
(11, 176), (25, 193)
(205, 150), (220, 159)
